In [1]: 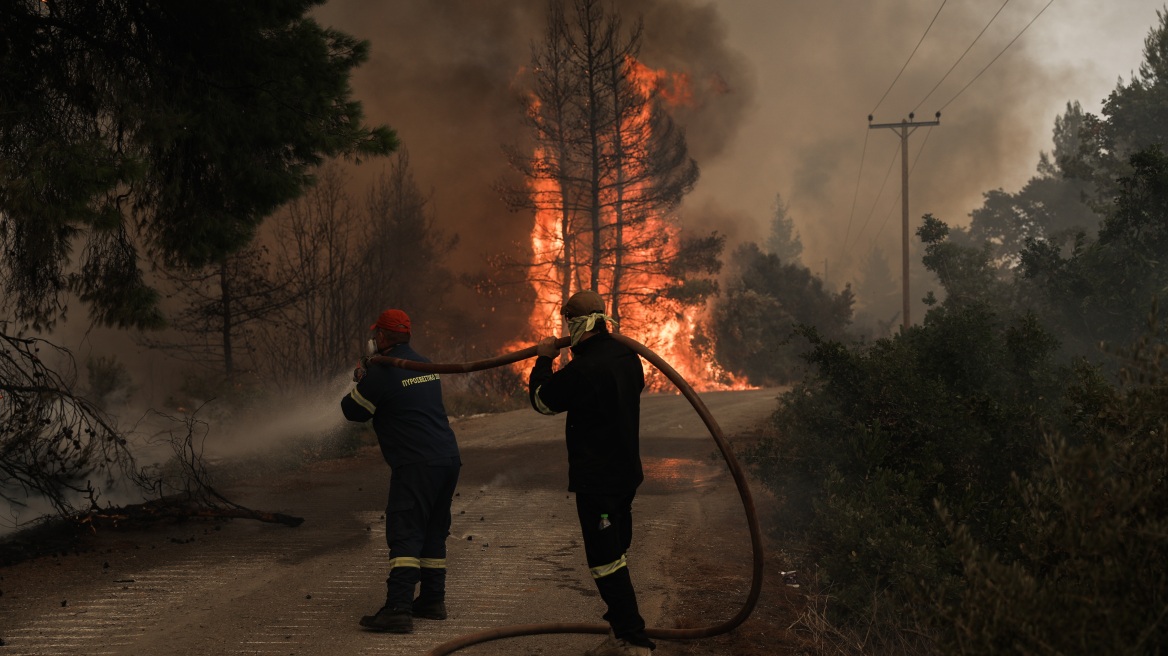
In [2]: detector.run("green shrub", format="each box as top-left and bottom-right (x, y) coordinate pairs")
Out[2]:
(748, 302), (1100, 646)
(710, 242), (854, 385)
(940, 327), (1168, 654)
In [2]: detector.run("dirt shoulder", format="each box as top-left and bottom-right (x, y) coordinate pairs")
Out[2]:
(655, 427), (809, 656)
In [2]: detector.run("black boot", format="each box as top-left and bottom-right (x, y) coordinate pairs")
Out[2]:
(414, 565), (447, 619)
(595, 568), (655, 650)
(361, 566), (420, 632)
(359, 606), (413, 633)
(411, 598), (447, 620)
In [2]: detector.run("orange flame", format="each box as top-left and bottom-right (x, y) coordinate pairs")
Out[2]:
(628, 61), (694, 107)
(516, 59), (752, 392)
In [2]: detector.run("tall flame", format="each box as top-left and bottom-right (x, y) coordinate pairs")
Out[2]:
(518, 59), (751, 392)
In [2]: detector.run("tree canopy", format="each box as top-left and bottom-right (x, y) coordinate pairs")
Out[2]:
(710, 242), (853, 385)
(959, 102), (1100, 272)
(0, 0), (396, 527)
(0, 0), (397, 331)
(763, 192), (803, 264)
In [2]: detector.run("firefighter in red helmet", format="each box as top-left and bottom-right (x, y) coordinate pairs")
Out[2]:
(342, 308), (461, 634)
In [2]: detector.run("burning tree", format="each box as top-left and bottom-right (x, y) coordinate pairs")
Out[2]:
(501, 0), (726, 386)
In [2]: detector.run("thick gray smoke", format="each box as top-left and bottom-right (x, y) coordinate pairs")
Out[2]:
(314, 0), (1160, 296)
(313, 0), (754, 279)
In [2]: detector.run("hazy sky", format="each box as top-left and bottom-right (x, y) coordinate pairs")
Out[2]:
(315, 0), (1165, 291)
(692, 0), (1164, 281)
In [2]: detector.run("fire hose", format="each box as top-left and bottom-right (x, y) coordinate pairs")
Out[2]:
(369, 334), (763, 655)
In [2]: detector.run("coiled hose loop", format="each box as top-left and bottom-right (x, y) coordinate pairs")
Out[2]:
(368, 334), (763, 654)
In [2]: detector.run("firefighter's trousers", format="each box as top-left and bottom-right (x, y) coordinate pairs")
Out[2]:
(575, 492), (655, 650)
(383, 457), (461, 609)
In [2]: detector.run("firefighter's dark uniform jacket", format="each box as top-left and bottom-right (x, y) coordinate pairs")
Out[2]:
(528, 332), (645, 494)
(341, 343), (460, 468)
(341, 342), (460, 612)
(527, 330), (654, 649)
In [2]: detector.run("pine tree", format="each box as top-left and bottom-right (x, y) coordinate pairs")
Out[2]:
(0, 0), (396, 331)
(763, 193), (803, 264)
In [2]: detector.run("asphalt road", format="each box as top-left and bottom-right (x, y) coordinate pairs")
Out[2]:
(0, 388), (781, 656)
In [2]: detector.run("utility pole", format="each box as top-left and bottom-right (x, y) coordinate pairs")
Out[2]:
(868, 111), (940, 330)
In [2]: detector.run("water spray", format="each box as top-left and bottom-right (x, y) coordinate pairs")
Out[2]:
(369, 334), (763, 655)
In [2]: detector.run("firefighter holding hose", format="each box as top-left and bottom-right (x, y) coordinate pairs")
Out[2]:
(342, 308), (462, 634)
(529, 290), (656, 656)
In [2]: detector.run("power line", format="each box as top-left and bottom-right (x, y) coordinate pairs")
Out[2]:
(938, 0), (1058, 111)
(850, 0), (947, 263)
(912, 0), (1012, 114)
(870, 0), (950, 116)
(868, 125), (935, 329)
(846, 0), (1052, 303)
(841, 128), (871, 249)
(854, 117), (936, 246)
(847, 139), (902, 255)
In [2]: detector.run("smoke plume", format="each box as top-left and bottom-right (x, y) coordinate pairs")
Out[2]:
(314, 0), (1159, 301)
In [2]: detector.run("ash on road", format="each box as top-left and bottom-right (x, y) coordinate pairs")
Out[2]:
(0, 389), (781, 656)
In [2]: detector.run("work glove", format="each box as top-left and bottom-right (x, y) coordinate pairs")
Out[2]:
(535, 336), (560, 358)
(353, 357), (371, 382)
